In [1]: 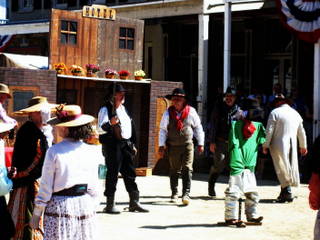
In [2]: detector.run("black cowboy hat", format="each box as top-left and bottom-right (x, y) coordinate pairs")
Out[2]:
(224, 86), (236, 96)
(107, 83), (126, 93)
(165, 88), (187, 100)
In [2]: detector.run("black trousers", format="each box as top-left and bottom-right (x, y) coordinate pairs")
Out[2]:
(103, 140), (138, 197)
(0, 196), (15, 240)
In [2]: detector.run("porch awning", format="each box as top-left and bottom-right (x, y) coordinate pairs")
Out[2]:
(205, 0), (265, 14)
(0, 53), (48, 69)
(0, 21), (49, 35)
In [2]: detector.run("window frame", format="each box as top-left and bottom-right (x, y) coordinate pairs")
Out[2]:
(8, 86), (40, 114)
(60, 19), (78, 46)
(18, 0), (34, 12)
(119, 27), (135, 51)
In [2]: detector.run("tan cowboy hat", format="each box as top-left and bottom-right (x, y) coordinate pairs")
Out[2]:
(0, 83), (12, 98)
(0, 122), (14, 133)
(48, 105), (94, 127)
(14, 96), (57, 115)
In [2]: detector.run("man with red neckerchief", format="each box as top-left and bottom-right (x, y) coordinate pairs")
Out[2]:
(158, 88), (204, 205)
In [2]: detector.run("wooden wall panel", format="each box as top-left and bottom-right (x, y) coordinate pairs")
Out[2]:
(98, 17), (144, 77)
(50, 9), (99, 74)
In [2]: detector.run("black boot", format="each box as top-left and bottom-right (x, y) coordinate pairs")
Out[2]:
(277, 186), (293, 203)
(129, 191), (149, 212)
(170, 173), (179, 202)
(182, 170), (192, 205)
(208, 173), (218, 197)
(104, 196), (120, 214)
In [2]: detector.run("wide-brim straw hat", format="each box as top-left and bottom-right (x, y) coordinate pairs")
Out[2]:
(0, 83), (12, 98)
(0, 122), (14, 133)
(48, 104), (94, 127)
(14, 96), (57, 115)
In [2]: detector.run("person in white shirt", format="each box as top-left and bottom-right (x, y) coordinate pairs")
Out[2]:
(263, 94), (308, 203)
(30, 105), (99, 240)
(158, 88), (204, 205)
(98, 83), (148, 214)
(0, 83), (17, 126)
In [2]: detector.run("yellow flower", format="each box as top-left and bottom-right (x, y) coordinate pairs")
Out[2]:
(134, 70), (146, 77)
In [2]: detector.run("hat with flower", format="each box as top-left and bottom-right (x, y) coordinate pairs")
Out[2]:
(48, 104), (94, 127)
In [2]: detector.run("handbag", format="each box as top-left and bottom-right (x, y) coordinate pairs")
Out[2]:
(98, 164), (107, 180)
(0, 165), (12, 196)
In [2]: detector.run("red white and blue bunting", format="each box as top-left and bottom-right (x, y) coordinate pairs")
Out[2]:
(276, 0), (320, 43)
(0, 35), (13, 52)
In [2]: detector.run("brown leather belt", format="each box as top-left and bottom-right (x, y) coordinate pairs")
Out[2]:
(217, 137), (228, 143)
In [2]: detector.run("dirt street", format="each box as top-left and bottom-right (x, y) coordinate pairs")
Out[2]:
(95, 174), (316, 240)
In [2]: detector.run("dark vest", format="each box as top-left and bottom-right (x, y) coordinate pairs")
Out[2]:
(99, 102), (136, 144)
(167, 115), (193, 146)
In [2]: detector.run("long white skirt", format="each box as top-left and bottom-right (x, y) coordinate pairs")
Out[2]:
(44, 194), (96, 240)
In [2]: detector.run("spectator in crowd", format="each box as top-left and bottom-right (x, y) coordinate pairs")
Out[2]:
(8, 96), (55, 240)
(0, 123), (16, 240)
(224, 98), (265, 225)
(0, 83), (17, 125)
(207, 87), (244, 197)
(30, 105), (100, 240)
(158, 88), (204, 205)
(98, 83), (148, 214)
(263, 94), (308, 202)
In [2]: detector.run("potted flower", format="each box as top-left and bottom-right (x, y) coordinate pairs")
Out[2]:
(85, 63), (100, 77)
(70, 65), (84, 76)
(104, 68), (118, 79)
(53, 62), (67, 74)
(134, 70), (146, 80)
(118, 70), (130, 80)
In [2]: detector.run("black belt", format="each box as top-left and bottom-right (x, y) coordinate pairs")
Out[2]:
(53, 184), (88, 197)
(217, 137), (228, 143)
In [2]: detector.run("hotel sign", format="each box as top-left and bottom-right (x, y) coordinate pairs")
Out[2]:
(82, 5), (116, 21)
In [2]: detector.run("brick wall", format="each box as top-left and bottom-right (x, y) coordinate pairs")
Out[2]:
(148, 80), (183, 172)
(0, 67), (57, 104)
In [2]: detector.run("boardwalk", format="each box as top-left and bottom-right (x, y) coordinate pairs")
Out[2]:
(95, 174), (315, 240)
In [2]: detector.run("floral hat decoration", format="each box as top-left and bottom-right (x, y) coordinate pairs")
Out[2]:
(48, 104), (94, 127)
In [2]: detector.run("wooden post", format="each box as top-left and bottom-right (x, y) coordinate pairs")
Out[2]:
(313, 39), (320, 141)
(223, 0), (232, 92)
(198, 14), (209, 122)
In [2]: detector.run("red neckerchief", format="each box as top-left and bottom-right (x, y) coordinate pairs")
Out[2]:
(242, 119), (256, 139)
(168, 105), (190, 131)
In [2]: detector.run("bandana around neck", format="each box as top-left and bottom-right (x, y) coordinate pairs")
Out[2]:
(168, 105), (190, 131)
(242, 119), (256, 139)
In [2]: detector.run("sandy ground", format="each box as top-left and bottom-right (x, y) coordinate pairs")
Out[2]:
(95, 174), (316, 240)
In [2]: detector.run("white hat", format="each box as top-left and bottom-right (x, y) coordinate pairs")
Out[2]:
(48, 105), (94, 127)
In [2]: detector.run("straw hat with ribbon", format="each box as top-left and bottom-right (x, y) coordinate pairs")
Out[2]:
(0, 83), (12, 98)
(14, 96), (57, 115)
(48, 104), (94, 127)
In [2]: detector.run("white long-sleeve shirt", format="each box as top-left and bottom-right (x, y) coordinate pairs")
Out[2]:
(159, 106), (205, 147)
(34, 139), (102, 214)
(97, 104), (132, 139)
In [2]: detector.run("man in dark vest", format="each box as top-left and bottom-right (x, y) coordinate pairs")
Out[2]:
(98, 83), (148, 214)
(207, 87), (244, 197)
(158, 88), (204, 205)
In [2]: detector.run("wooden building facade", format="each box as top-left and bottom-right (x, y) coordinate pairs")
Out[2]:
(49, 8), (144, 77)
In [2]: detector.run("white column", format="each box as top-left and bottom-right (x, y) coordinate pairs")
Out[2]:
(198, 14), (209, 122)
(223, 1), (232, 92)
(313, 39), (320, 141)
